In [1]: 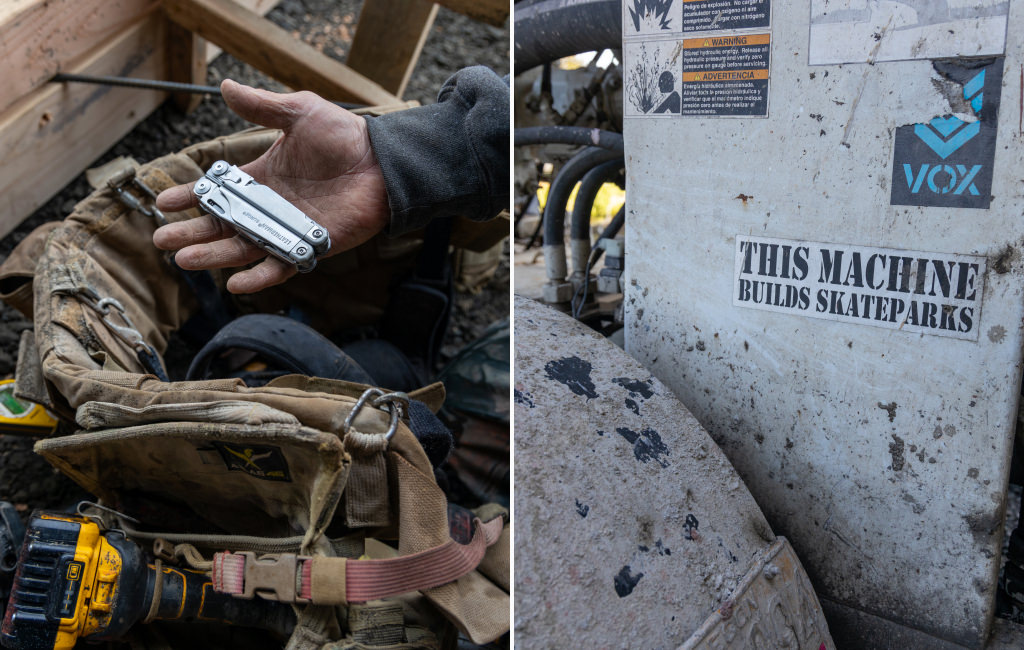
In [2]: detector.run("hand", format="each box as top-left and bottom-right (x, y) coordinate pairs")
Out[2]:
(153, 79), (391, 294)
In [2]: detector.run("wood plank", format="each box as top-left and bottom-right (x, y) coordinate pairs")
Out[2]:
(0, 0), (288, 235)
(433, 0), (508, 27)
(346, 0), (438, 98)
(0, 0), (159, 115)
(162, 0), (400, 105)
(0, 16), (169, 237)
(166, 19), (207, 112)
(203, 0), (283, 62)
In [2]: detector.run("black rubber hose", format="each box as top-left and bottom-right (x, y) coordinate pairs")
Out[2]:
(570, 159), (623, 243)
(544, 147), (623, 251)
(514, 0), (622, 74)
(515, 126), (624, 152)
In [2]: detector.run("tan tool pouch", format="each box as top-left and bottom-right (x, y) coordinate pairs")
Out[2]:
(2, 129), (509, 646)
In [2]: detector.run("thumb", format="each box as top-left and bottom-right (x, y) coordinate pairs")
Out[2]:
(221, 79), (311, 130)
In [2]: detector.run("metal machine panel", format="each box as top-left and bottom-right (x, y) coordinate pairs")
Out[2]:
(622, 1), (1020, 646)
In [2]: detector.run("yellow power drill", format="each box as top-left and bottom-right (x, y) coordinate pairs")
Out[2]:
(1, 512), (295, 649)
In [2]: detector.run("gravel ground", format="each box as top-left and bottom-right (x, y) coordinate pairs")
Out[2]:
(0, 0), (509, 515)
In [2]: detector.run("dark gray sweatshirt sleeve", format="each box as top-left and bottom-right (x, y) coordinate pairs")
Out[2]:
(364, 66), (509, 236)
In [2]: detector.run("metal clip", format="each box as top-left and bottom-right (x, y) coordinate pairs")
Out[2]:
(343, 388), (409, 441)
(90, 296), (149, 354)
(108, 169), (168, 226)
(62, 287), (168, 380)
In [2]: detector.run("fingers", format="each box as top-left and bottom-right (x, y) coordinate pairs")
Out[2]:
(225, 257), (297, 294)
(154, 215), (296, 293)
(153, 214), (235, 250)
(172, 235), (267, 271)
(221, 79), (315, 131)
(155, 181), (199, 212)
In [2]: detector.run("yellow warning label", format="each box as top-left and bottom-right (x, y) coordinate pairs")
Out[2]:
(686, 69), (771, 82)
(684, 34), (772, 48)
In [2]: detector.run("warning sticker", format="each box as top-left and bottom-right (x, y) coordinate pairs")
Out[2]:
(623, 0), (685, 37)
(682, 33), (770, 117)
(891, 58), (1002, 210)
(682, 0), (770, 33)
(733, 236), (986, 341)
(624, 40), (684, 117)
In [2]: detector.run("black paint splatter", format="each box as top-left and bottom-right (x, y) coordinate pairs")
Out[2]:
(615, 427), (670, 467)
(614, 565), (644, 597)
(718, 538), (738, 562)
(544, 357), (598, 399)
(889, 434), (905, 471)
(514, 389), (535, 408)
(878, 401), (898, 422)
(639, 540), (671, 556)
(613, 377), (655, 399)
(684, 514), (699, 541)
(615, 377), (654, 416)
(575, 499), (590, 518)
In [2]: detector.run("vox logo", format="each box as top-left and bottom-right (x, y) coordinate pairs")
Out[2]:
(891, 59), (1002, 210)
(902, 163), (982, 196)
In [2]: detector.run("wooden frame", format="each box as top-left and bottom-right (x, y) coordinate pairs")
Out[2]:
(0, 0), (508, 237)
(162, 0), (399, 105)
(0, 0), (284, 237)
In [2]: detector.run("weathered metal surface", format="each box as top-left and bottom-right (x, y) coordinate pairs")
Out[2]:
(622, 1), (1024, 647)
(513, 296), (833, 648)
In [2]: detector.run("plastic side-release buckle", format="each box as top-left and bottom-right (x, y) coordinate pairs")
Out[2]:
(213, 551), (311, 603)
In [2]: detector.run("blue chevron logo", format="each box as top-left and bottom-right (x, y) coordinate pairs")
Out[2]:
(913, 69), (985, 159)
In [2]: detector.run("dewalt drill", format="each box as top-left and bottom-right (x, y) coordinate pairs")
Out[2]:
(1, 512), (295, 649)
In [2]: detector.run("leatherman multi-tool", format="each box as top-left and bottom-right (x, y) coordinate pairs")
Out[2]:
(193, 161), (330, 272)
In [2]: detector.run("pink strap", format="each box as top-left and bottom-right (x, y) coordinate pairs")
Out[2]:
(212, 516), (504, 604)
(346, 516), (504, 602)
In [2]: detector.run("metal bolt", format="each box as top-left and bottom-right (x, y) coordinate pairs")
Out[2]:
(296, 246), (308, 255)
(312, 229), (324, 238)
(194, 180), (211, 195)
(211, 161), (228, 175)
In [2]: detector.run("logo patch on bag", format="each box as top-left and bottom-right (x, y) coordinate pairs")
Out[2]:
(212, 442), (291, 482)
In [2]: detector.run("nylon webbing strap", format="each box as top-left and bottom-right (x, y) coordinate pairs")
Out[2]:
(211, 516), (504, 604)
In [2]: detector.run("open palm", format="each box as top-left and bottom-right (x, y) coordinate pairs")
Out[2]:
(154, 79), (390, 294)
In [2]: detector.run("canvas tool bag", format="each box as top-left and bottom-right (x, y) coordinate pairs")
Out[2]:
(0, 129), (510, 649)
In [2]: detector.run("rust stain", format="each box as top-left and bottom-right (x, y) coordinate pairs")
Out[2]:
(719, 600), (734, 620)
(735, 193), (753, 205)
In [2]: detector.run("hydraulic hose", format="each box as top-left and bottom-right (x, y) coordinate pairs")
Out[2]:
(515, 126), (624, 152)
(569, 159), (624, 282)
(514, 0), (622, 74)
(543, 147), (623, 291)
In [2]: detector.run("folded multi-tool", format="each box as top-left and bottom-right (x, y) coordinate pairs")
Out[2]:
(193, 161), (331, 272)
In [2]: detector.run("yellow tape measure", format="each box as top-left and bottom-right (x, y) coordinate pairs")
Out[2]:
(0, 379), (57, 435)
